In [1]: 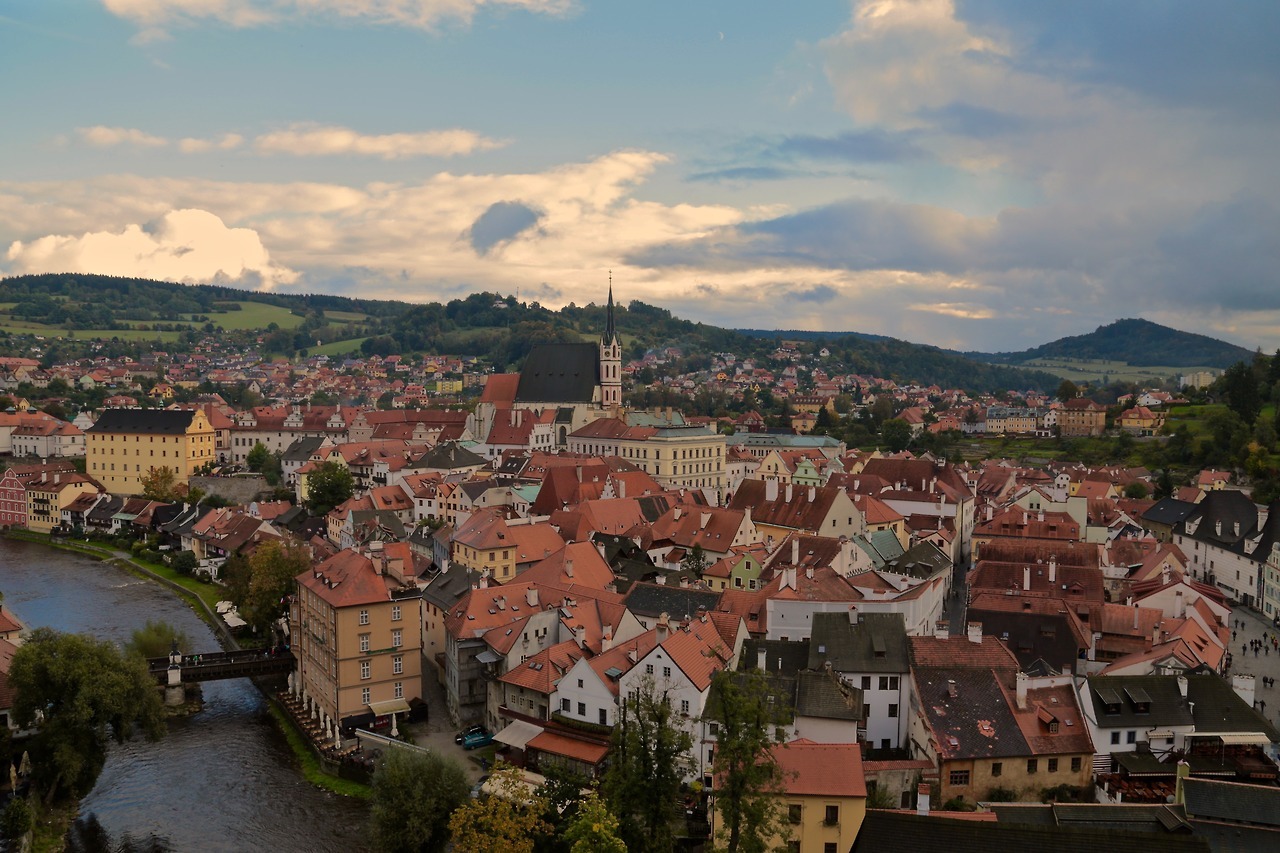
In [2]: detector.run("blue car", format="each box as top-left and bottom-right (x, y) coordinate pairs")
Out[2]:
(461, 730), (494, 750)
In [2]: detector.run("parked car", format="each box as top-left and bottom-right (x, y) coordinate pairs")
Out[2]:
(461, 730), (494, 750)
(454, 724), (485, 745)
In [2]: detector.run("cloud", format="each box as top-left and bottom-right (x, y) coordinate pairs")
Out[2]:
(77, 126), (168, 148)
(5, 208), (297, 289)
(252, 124), (506, 159)
(178, 133), (244, 153)
(771, 129), (926, 163)
(468, 201), (542, 255)
(102, 0), (574, 34)
(686, 166), (803, 183)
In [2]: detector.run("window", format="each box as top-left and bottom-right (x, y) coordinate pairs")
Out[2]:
(360, 634), (370, 652)
(1048, 758), (1059, 773)
(824, 845), (838, 853)
(561, 698), (570, 712)
(709, 722), (719, 736)
(1071, 757), (1082, 772)
(391, 605), (401, 621)
(394, 681), (403, 699)
(861, 676), (871, 690)
(578, 702), (586, 716)
(578, 679), (583, 688)
(361, 687), (370, 704)
(1110, 731), (1121, 745)
(1126, 731), (1137, 744)
(824, 805), (839, 825)
(1027, 759), (1038, 773)
(879, 676), (890, 691)
(949, 770), (970, 786)
(599, 708), (608, 725)
(393, 655), (403, 674)
(681, 700), (690, 715)
(888, 703), (899, 718)
(991, 762), (1002, 777)
(788, 804), (802, 824)
(360, 660), (370, 680)
(663, 666), (672, 678)
(392, 629), (402, 647)
(359, 609), (369, 625)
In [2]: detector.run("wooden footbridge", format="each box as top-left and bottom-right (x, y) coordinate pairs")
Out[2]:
(147, 648), (295, 684)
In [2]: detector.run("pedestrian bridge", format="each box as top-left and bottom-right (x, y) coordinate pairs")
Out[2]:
(147, 648), (294, 684)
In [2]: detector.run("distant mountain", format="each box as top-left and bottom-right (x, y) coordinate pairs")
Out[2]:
(968, 318), (1255, 369)
(735, 328), (897, 344)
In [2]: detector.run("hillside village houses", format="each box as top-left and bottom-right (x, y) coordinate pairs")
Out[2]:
(4, 293), (1280, 848)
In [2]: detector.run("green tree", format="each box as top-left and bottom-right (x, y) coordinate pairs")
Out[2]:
(246, 441), (271, 473)
(169, 550), (199, 575)
(9, 628), (165, 803)
(603, 679), (693, 853)
(1220, 361), (1262, 425)
(880, 418), (912, 453)
(124, 619), (191, 660)
(563, 791), (626, 853)
(139, 465), (180, 501)
(449, 764), (550, 853)
(1, 797), (32, 842)
(707, 670), (794, 853)
(1056, 379), (1078, 401)
(370, 748), (470, 853)
(682, 544), (709, 579)
(241, 540), (313, 634)
(305, 461), (355, 515)
(1123, 481), (1149, 500)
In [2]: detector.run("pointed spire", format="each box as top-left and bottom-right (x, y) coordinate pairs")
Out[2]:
(603, 270), (617, 344)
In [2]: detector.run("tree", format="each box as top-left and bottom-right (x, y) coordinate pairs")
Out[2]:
(124, 619), (191, 660)
(1220, 361), (1262, 426)
(1, 798), (32, 842)
(305, 461), (355, 515)
(881, 418), (912, 453)
(139, 466), (180, 501)
(246, 442), (271, 473)
(9, 628), (165, 803)
(563, 791), (626, 853)
(603, 679), (693, 853)
(1123, 481), (1149, 500)
(370, 748), (469, 853)
(1056, 379), (1078, 402)
(449, 764), (550, 853)
(682, 544), (709, 580)
(241, 539), (313, 634)
(169, 549), (199, 575)
(706, 670), (794, 853)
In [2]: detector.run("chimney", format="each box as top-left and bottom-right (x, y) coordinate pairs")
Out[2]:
(987, 504), (994, 521)
(765, 479), (779, 502)
(933, 621), (949, 639)
(1038, 509), (1045, 522)
(1175, 589), (1185, 618)
(1023, 567), (1031, 591)
(808, 486), (816, 502)
(1133, 604), (1140, 631)
(1048, 558), (1057, 583)
(792, 538), (800, 565)
(805, 566), (814, 580)
(967, 622), (982, 644)
(1015, 671), (1029, 709)
(700, 512), (711, 529)
(1215, 520), (1222, 535)
(510, 408), (518, 426)
(1174, 760), (1190, 806)
(785, 482), (793, 503)
(757, 646), (768, 671)
(602, 624), (614, 653)
(848, 605), (858, 625)
(673, 508), (682, 521)
(1177, 675), (1188, 698)
(479, 575), (489, 589)
(627, 647), (638, 663)
(1233, 521), (1241, 536)
(565, 559), (573, 578)
(618, 478), (626, 499)
(525, 587), (539, 608)
(783, 566), (797, 590)
(596, 541), (607, 560)
(657, 612), (670, 643)
(916, 783), (931, 817)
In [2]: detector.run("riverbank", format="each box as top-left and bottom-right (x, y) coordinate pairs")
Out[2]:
(1, 531), (373, 804)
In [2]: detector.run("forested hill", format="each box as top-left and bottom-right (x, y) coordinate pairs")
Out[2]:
(0, 273), (1057, 393)
(969, 318), (1255, 368)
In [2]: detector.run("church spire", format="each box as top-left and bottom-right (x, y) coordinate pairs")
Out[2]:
(604, 269), (617, 344)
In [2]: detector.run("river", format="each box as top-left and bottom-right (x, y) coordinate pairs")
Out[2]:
(0, 537), (370, 852)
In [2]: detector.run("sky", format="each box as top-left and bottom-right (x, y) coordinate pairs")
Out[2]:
(2, 1), (1278, 353)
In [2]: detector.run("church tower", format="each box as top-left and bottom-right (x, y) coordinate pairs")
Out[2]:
(599, 274), (622, 409)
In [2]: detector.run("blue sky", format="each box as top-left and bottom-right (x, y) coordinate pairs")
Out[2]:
(2, 1), (1277, 352)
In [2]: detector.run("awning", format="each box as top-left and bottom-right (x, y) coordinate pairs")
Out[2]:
(368, 698), (412, 716)
(223, 612), (247, 628)
(495, 720), (544, 750)
(526, 730), (609, 765)
(1199, 732), (1272, 745)
(476, 650), (502, 664)
(1146, 729), (1174, 739)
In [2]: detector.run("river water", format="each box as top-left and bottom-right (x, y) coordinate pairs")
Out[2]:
(0, 538), (370, 852)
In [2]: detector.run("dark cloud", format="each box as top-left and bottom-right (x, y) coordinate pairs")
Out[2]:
(1152, 197), (1280, 311)
(791, 284), (837, 303)
(468, 201), (542, 255)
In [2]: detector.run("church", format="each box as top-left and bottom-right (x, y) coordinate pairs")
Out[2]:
(470, 284), (624, 447)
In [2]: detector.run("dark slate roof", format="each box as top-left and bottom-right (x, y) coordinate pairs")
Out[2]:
(882, 541), (952, 579)
(1184, 674), (1280, 740)
(808, 611), (910, 674)
(852, 810), (1211, 853)
(87, 495), (125, 523)
(969, 609), (1083, 674)
(282, 436), (327, 463)
(421, 565), (482, 612)
(1181, 778), (1280, 827)
(1141, 497), (1198, 528)
(915, 666), (1030, 760)
(515, 343), (600, 403)
(623, 582), (720, 620)
(1085, 675), (1196, 729)
(413, 441), (487, 471)
(1174, 490), (1280, 560)
(743, 638), (811, 675)
(990, 802), (1192, 833)
(86, 407), (199, 434)
(795, 669), (862, 721)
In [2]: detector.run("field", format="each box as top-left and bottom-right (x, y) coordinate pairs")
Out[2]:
(1019, 357), (1216, 385)
(0, 300), (322, 340)
(310, 337), (369, 356)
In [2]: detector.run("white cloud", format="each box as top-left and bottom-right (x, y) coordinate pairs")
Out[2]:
(178, 133), (244, 153)
(102, 0), (573, 33)
(252, 124), (505, 159)
(77, 126), (168, 148)
(5, 208), (297, 289)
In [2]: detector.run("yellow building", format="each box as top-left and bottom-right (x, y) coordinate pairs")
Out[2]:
(291, 542), (423, 733)
(85, 408), (216, 496)
(24, 472), (99, 534)
(715, 739), (867, 853)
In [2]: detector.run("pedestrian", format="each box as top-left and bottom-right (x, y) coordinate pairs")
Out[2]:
(1234, 630), (1238, 641)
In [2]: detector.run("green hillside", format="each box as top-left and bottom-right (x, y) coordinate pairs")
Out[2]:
(970, 318), (1253, 369)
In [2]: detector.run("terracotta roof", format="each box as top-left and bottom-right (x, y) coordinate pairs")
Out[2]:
(770, 738), (866, 798)
(526, 729), (609, 764)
